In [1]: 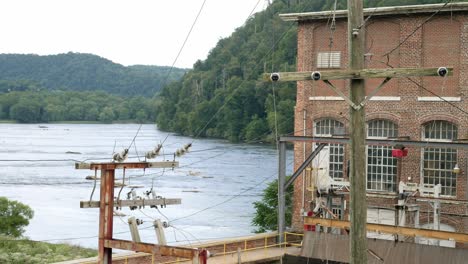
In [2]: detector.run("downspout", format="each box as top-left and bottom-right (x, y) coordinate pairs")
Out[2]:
(302, 109), (307, 214)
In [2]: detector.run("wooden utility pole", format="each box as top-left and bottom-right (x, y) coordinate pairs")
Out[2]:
(347, 0), (367, 263)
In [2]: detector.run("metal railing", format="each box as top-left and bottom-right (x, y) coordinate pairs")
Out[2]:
(75, 232), (304, 264)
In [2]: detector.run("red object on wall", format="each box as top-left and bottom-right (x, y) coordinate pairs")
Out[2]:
(199, 249), (208, 264)
(392, 148), (408, 158)
(304, 211), (316, 231)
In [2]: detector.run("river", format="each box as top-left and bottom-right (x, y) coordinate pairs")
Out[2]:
(0, 124), (293, 248)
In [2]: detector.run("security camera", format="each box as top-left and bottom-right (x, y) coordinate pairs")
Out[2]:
(437, 67), (448, 77)
(270, 73), (280, 82)
(311, 71), (321, 81)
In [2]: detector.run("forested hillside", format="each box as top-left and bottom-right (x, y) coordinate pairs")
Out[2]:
(0, 53), (186, 96)
(155, 0), (459, 143)
(0, 81), (157, 123)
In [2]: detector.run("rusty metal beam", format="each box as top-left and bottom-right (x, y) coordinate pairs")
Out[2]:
(75, 161), (179, 170)
(80, 198), (182, 208)
(104, 239), (196, 259)
(305, 217), (468, 243)
(99, 169), (115, 264)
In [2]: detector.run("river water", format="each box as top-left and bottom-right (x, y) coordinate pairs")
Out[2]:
(0, 124), (293, 248)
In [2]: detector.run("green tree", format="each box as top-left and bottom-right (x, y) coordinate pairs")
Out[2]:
(10, 99), (42, 123)
(252, 177), (293, 233)
(0, 104), (5, 119)
(98, 106), (115, 123)
(0, 197), (34, 238)
(135, 109), (148, 122)
(244, 115), (269, 142)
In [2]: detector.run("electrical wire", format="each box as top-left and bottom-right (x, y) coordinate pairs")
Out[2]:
(406, 77), (468, 116)
(127, 124), (143, 151)
(151, 0), (208, 95)
(189, 1), (316, 141)
(171, 159), (295, 223)
(382, 0), (453, 58)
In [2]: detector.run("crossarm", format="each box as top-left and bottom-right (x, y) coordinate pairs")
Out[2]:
(263, 67), (452, 82)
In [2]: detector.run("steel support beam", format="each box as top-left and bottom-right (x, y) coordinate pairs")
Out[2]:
(278, 141), (287, 243)
(284, 143), (326, 190)
(279, 136), (468, 149)
(304, 217), (468, 243)
(104, 239), (196, 258)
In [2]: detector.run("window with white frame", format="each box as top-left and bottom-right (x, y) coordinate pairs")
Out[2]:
(367, 120), (398, 192)
(422, 120), (458, 196)
(314, 119), (345, 179)
(317, 52), (341, 68)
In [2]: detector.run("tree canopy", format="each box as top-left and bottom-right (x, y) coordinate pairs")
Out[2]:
(0, 53), (187, 96)
(252, 178), (293, 233)
(0, 81), (158, 123)
(0, 197), (34, 238)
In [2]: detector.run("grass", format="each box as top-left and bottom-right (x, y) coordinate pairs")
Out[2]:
(0, 120), (17, 123)
(0, 236), (97, 263)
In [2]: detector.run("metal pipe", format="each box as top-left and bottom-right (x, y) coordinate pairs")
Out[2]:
(278, 141), (287, 243)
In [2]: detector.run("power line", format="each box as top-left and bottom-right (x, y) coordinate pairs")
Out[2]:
(152, 0), (208, 96)
(382, 0), (453, 58)
(406, 77), (468, 116)
(171, 159), (295, 223)
(189, 1), (316, 140)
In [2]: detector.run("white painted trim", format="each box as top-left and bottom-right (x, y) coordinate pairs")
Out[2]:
(417, 97), (461, 102)
(309, 96), (401, 101)
(367, 96), (401, 101)
(309, 96), (345, 101)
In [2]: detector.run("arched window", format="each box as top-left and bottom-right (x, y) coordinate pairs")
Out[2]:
(314, 119), (345, 179)
(367, 119), (398, 192)
(422, 120), (458, 196)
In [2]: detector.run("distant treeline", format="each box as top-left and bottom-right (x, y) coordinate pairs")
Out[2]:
(0, 52), (187, 96)
(154, 0), (458, 143)
(0, 81), (157, 123)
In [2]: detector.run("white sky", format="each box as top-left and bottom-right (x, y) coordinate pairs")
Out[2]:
(0, 0), (267, 68)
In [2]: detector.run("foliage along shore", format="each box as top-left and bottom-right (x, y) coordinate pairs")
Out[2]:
(0, 83), (158, 123)
(0, 236), (97, 263)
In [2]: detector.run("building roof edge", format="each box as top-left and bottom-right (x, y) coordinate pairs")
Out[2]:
(280, 2), (468, 22)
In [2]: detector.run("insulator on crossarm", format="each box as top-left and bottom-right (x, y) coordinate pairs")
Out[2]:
(145, 144), (162, 159)
(184, 143), (192, 151)
(113, 148), (129, 162)
(175, 143), (192, 157)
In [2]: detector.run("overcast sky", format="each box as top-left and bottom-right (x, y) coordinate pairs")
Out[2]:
(0, 0), (267, 68)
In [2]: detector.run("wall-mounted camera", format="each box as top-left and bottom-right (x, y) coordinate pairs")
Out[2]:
(270, 73), (280, 82)
(437, 67), (448, 77)
(311, 71), (321, 81)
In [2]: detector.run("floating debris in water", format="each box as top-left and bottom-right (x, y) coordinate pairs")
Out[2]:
(66, 151), (81, 154)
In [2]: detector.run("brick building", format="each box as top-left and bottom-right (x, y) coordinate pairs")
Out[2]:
(281, 3), (468, 246)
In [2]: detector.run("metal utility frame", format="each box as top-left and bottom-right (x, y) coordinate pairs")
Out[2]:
(76, 161), (201, 264)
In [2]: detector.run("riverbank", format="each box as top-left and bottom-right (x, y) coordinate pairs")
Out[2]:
(0, 236), (96, 263)
(0, 120), (154, 124)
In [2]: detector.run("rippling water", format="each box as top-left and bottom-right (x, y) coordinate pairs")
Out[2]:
(0, 124), (293, 248)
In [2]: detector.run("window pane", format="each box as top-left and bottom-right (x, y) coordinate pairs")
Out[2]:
(314, 119), (345, 179)
(366, 120), (398, 192)
(422, 121), (458, 196)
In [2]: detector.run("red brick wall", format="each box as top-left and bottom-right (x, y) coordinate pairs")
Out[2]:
(292, 12), (468, 238)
